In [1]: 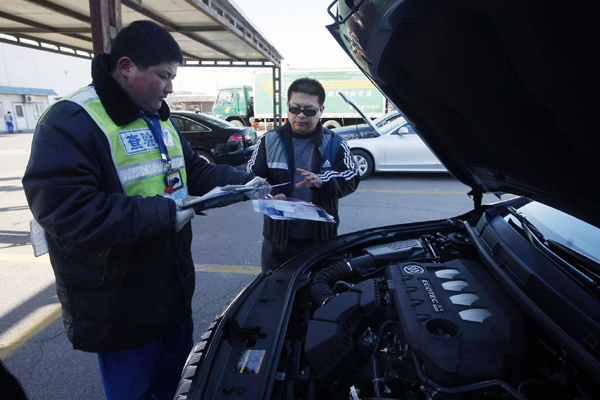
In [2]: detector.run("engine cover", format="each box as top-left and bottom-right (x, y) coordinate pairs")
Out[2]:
(385, 259), (527, 386)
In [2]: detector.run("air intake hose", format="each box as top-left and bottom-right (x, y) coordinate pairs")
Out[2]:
(309, 254), (375, 307)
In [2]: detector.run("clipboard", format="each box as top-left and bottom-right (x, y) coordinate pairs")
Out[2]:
(180, 178), (283, 212)
(181, 190), (246, 212)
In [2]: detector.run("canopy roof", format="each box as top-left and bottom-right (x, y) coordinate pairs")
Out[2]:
(0, 0), (282, 67)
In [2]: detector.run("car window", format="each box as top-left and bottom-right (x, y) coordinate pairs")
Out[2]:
(196, 114), (236, 129)
(171, 116), (185, 132)
(184, 119), (209, 132)
(237, 89), (245, 103)
(216, 90), (234, 105)
(379, 114), (403, 128)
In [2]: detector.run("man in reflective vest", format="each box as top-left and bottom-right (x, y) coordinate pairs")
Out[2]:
(22, 20), (255, 400)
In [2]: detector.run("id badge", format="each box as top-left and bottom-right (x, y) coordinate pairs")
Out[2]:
(164, 168), (184, 192)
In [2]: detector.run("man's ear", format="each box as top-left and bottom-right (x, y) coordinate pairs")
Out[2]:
(116, 57), (135, 79)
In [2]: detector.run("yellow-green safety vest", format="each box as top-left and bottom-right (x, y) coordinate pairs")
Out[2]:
(58, 86), (188, 199)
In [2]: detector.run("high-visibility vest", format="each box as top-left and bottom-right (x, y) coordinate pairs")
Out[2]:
(58, 86), (187, 198)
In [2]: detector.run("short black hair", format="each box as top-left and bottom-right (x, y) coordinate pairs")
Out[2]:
(287, 78), (326, 106)
(109, 20), (183, 72)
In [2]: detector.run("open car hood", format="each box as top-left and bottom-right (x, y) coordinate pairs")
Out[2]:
(327, 0), (600, 228)
(338, 91), (380, 133)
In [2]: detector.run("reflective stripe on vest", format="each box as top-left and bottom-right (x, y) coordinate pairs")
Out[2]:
(58, 87), (187, 197)
(265, 130), (289, 170)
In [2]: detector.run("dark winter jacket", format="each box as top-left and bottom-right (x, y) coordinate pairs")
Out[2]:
(247, 122), (359, 251)
(22, 53), (253, 353)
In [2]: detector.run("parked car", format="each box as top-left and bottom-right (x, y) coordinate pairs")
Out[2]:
(170, 111), (257, 166)
(331, 109), (404, 140)
(348, 120), (447, 178)
(174, 2), (600, 400)
(333, 93), (446, 178)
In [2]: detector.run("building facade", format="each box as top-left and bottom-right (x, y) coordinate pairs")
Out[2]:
(1, 86), (57, 132)
(0, 41), (91, 133)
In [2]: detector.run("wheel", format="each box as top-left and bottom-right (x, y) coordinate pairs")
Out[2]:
(322, 120), (342, 129)
(196, 150), (216, 164)
(352, 149), (373, 179)
(229, 119), (245, 127)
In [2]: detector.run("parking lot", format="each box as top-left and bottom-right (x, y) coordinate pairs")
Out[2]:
(0, 131), (495, 399)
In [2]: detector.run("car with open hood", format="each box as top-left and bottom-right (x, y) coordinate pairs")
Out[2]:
(334, 92), (446, 178)
(174, 1), (600, 399)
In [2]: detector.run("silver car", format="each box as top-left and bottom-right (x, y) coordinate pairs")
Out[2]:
(338, 92), (446, 178)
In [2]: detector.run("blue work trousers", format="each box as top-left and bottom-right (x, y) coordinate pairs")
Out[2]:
(97, 316), (193, 400)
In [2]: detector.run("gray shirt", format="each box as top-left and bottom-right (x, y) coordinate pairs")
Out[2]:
(289, 134), (317, 239)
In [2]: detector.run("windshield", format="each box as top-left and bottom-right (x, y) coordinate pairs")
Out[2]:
(506, 201), (600, 264)
(373, 111), (403, 128)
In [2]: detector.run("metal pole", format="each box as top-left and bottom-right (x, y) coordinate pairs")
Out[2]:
(272, 66), (282, 128)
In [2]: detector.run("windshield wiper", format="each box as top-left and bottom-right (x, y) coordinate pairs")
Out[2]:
(507, 207), (600, 304)
(546, 239), (600, 284)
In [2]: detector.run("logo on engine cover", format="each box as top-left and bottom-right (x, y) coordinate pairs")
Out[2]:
(403, 264), (425, 274)
(421, 279), (445, 313)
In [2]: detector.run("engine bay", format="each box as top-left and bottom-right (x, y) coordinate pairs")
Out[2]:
(270, 223), (600, 400)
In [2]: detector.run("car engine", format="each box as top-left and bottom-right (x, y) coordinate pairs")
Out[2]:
(270, 227), (599, 400)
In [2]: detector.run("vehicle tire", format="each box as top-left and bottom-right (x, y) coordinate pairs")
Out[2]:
(352, 149), (373, 179)
(229, 119), (245, 127)
(322, 120), (342, 129)
(196, 150), (216, 164)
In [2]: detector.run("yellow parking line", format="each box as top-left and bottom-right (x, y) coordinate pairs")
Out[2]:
(0, 304), (62, 360)
(195, 264), (260, 274)
(357, 189), (466, 195)
(0, 263), (257, 359)
(0, 254), (259, 271)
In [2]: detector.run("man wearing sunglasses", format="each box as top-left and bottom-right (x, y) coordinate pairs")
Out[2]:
(248, 78), (360, 272)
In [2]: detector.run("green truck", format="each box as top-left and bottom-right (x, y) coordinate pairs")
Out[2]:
(212, 69), (389, 130)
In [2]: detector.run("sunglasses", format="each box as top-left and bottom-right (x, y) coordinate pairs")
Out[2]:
(288, 107), (320, 117)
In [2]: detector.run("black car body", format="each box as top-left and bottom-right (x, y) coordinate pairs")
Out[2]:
(171, 111), (257, 166)
(174, 1), (600, 400)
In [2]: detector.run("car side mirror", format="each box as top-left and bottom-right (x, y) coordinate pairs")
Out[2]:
(397, 127), (409, 135)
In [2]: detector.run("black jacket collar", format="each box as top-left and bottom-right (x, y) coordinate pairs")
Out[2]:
(91, 53), (170, 126)
(282, 121), (324, 148)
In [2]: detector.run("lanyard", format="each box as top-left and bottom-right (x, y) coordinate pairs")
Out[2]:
(141, 111), (171, 169)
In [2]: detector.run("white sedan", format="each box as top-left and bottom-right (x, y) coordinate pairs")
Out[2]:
(348, 117), (447, 178)
(336, 92), (446, 179)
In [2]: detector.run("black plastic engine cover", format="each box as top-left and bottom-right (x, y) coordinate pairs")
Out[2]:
(385, 259), (527, 386)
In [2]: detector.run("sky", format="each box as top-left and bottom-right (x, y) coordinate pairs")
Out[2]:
(230, 0), (354, 69)
(176, 0), (357, 94)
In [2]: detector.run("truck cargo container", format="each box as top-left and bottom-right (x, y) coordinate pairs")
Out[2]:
(212, 69), (389, 130)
